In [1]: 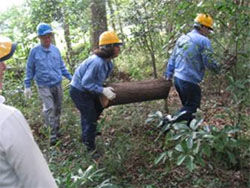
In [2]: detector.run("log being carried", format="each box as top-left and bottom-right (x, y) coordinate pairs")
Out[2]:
(100, 78), (172, 108)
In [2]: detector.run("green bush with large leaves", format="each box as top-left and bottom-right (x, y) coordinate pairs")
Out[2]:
(147, 111), (249, 172)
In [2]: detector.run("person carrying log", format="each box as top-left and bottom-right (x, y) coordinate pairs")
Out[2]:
(70, 31), (122, 153)
(164, 13), (220, 126)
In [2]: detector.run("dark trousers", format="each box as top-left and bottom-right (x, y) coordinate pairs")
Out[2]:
(69, 86), (103, 151)
(173, 77), (201, 124)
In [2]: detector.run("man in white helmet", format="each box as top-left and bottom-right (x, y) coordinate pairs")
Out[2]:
(24, 23), (72, 145)
(0, 36), (58, 187)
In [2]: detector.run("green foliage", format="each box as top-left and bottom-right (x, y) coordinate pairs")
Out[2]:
(147, 111), (249, 172)
(68, 165), (114, 187)
(1, 0), (250, 187)
(227, 76), (250, 107)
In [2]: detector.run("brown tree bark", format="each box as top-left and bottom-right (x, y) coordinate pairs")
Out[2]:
(62, 9), (73, 71)
(100, 78), (172, 108)
(90, 0), (108, 50)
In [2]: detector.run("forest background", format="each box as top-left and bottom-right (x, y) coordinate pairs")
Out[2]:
(0, 0), (249, 187)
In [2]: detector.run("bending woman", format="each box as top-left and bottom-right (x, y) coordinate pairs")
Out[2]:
(70, 31), (122, 151)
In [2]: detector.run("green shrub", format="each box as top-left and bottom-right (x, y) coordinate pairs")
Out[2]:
(147, 111), (249, 172)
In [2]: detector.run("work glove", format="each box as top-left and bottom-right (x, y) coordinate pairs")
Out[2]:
(164, 75), (172, 81)
(24, 88), (32, 99)
(102, 87), (116, 100)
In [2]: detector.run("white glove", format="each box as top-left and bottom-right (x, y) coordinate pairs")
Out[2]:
(102, 87), (116, 100)
(24, 88), (32, 99)
(165, 76), (172, 81)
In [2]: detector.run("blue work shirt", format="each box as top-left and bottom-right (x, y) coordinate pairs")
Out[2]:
(70, 54), (113, 94)
(24, 44), (72, 88)
(165, 29), (220, 84)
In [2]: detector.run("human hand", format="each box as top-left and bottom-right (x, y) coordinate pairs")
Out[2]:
(102, 87), (116, 100)
(24, 88), (32, 99)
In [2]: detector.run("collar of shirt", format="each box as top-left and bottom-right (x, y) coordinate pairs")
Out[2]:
(40, 45), (52, 53)
(191, 29), (200, 35)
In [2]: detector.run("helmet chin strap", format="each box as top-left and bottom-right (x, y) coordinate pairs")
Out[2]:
(193, 22), (202, 29)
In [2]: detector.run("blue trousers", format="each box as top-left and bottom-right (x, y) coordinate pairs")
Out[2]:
(173, 77), (201, 124)
(70, 86), (103, 151)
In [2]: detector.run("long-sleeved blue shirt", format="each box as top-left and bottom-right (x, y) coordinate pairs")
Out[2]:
(24, 44), (72, 88)
(70, 54), (113, 94)
(165, 29), (220, 84)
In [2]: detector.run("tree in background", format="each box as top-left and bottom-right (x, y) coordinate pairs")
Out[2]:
(90, 0), (107, 50)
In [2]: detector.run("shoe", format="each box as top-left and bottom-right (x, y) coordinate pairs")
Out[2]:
(57, 131), (62, 138)
(161, 115), (173, 134)
(50, 137), (58, 146)
(96, 131), (102, 136)
(89, 150), (102, 160)
(164, 114), (172, 124)
(56, 127), (62, 137)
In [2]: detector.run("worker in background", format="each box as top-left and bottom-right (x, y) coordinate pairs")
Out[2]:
(0, 36), (58, 188)
(165, 13), (220, 126)
(70, 31), (122, 154)
(24, 23), (72, 145)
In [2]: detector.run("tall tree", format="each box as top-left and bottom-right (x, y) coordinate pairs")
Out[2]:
(107, 0), (116, 31)
(90, 0), (108, 49)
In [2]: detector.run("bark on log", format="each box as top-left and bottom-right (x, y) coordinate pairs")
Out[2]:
(100, 78), (172, 108)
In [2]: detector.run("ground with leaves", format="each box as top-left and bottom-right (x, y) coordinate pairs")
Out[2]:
(27, 78), (250, 188)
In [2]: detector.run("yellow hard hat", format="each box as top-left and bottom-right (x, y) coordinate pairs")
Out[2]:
(0, 36), (17, 62)
(194, 13), (213, 30)
(99, 31), (122, 46)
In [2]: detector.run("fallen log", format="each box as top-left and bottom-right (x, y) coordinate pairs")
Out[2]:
(100, 78), (172, 108)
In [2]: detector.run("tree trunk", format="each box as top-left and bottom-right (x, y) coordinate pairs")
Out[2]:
(107, 0), (116, 31)
(100, 78), (172, 108)
(62, 9), (74, 71)
(114, 0), (124, 38)
(90, 0), (108, 50)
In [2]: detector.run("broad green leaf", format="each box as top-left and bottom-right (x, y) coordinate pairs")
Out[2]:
(167, 150), (173, 158)
(204, 125), (211, 132)
(194, 140), (201, 154)
(192, 132), (197, 139)
(189, 119), (198, 130)
(171, 133), (185, 140)
(177, 154), (186, 166)
(187, 137), (193, 149)
(175, 144), (184, 152)
(155, 111), (163, 118)
(162, 123), (171, 131)
(173, 123), (189, 130)
(154, 152), (167, 165)
(203, 134), (214, 139)
(202, 145), (211, 157)
(157, 120), (164, 128)
(227, 151), (236, 164)
(186, 155), (195, 172)
(190, 119), (203, 130)
(145, 117), (154, 124)
(197, 1), (203, 7)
